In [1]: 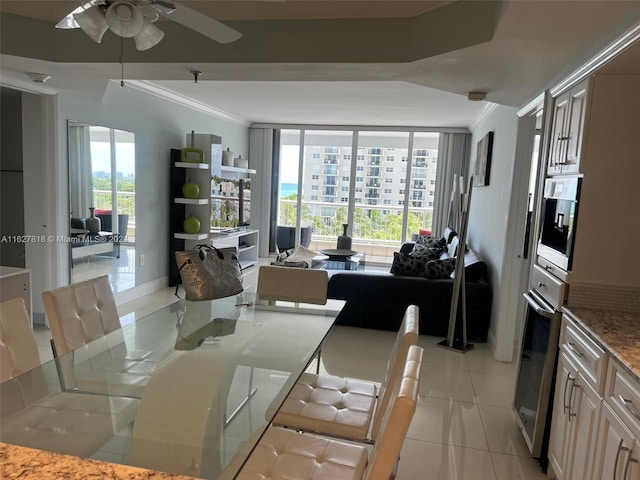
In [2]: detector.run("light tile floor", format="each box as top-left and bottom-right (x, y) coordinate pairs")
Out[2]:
(32, 263), (549, 480)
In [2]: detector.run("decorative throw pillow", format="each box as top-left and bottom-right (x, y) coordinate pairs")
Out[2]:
(423, 258), (456, 279)
(410, 243), (445, 261)
(390, 252), (425, 277)
(415, 235), (446, 248)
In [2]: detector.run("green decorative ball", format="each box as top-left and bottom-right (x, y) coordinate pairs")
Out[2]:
(182, 180), (200, 199)
(183, 216), (201, 234)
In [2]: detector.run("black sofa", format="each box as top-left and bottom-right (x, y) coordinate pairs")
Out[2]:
(326, 234), (492, 342)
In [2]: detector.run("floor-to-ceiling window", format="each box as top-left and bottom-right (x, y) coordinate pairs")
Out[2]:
(275, 128), (442, 263)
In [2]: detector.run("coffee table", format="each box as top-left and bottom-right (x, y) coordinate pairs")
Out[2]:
(314, 250), (366, 271)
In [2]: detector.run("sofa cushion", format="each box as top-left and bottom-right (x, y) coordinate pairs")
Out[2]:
(390, 252), (424, 277)
(414, 235), (446, 248)
(409, 243), (444, 261)
(423, 258), (456, 279)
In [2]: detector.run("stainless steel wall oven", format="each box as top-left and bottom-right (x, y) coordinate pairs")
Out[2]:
(537, 176), (582, 272)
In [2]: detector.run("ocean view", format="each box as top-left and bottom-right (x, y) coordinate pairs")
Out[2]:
(280, 183), (298, 198)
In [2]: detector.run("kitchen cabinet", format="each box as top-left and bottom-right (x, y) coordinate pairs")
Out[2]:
(548, 351), (601, 480)
(593, 403), (639, 480)
(547, 79), (588, 175)
(548, 313), (606, 479)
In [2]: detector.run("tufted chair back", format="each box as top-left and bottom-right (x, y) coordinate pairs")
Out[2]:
(370, 304), (419, 440)
(42, 275), (120, 356)
(257, 265), (328, 305)
(0, 298), (41, 383)
(364, 344), (422, 480)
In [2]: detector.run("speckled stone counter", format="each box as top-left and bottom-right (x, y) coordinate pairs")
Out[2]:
(562, 306), (640, 382)
(0, 442), (200, 480)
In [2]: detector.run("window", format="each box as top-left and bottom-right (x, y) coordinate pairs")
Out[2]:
(275, 129), (440, 263)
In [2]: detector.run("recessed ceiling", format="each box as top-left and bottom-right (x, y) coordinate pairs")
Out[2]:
(1, 1), (639, 128)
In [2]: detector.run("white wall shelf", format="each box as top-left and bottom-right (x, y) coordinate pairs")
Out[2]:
(174, 232), (210, 240)
(174, 198), (209, 205)
(175, 162), (208, 169)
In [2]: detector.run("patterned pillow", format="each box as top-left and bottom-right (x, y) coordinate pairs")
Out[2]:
(415, 235), (447, 248)
(410, 243), (445, 261)
(390, 252), (425, 277)
(423, 258), (456, 279)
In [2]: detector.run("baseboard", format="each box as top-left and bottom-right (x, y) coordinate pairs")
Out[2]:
(113, 276), (168, 306)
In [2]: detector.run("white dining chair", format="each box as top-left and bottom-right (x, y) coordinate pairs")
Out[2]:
(0, 297), (139, 458)
(235, 344), (423, 480)
(257, 265), (329, 305)
(272, 304), (419, 442)
(42, 275), (158, 397)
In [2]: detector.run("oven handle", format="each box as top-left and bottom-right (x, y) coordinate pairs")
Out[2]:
(523, 292), (555, 319)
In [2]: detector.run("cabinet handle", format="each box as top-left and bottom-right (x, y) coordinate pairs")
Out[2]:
(567, 342), (584, 357)
(614, 439), (629, 480)
(619, 395), (640, 421)
(537, 281), (546, 288)
(563, 372), (576, 418)
(544, 264), (554, 271)
(623, 447), (637, 480)
(567, 381), (578, 422)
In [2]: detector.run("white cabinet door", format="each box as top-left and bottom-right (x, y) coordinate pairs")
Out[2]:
(549, 351), (601, 480)
(594, 403), (637, 480)
(565, 373), (600, 480)
(563, 82), (588, 174)
(548, 91), (570, 175)
(549, 353), (577, 479)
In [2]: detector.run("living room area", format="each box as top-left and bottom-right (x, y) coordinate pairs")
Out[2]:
(2, 2), (640, 479)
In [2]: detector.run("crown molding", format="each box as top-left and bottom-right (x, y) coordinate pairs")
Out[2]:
(125, 80), (251, 127)
(468, 102), (498, 131)
(551, 20), (640, 97)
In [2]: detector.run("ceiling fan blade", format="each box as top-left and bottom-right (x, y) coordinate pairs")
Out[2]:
(56, 0), (106, 29)
(167, 2), (242, 44)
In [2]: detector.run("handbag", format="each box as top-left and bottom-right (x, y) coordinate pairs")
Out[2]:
(175, 244), (243, 301)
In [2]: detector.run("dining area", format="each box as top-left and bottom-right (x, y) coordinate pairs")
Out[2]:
(0, 267), (423, 480)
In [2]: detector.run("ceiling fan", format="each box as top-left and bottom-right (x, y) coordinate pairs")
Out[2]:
(55, 0), (242, 51)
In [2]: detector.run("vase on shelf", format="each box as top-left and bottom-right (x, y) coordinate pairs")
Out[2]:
(336, 223), (352, 250)
(86, 207), (101, 234)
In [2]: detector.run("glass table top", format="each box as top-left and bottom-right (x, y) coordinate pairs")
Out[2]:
(0, 293), (343, 479)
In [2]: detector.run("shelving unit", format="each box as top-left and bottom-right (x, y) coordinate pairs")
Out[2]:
(211, 229), (259, 270)
(169, 144), (218, 287)
(169, 133), (259, 287)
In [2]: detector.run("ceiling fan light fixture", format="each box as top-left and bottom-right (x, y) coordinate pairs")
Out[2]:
(73, 5), (108, 43)
(134, 19), (165, 51)
(106, 1), (145, 38)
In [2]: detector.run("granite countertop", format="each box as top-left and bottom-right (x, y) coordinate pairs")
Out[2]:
(0, 443), (200, 480)
(562, 306), (640, 382)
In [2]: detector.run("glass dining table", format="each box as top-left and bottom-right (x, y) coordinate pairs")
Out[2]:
(0, 292), (344, 479)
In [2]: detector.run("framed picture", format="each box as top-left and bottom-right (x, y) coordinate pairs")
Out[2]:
(474, 131), (494, 187)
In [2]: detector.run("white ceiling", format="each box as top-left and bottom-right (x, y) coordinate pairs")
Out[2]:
(1, 1), (639, 128)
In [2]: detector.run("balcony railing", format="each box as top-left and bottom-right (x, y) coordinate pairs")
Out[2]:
(278, 198), (433, 246)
